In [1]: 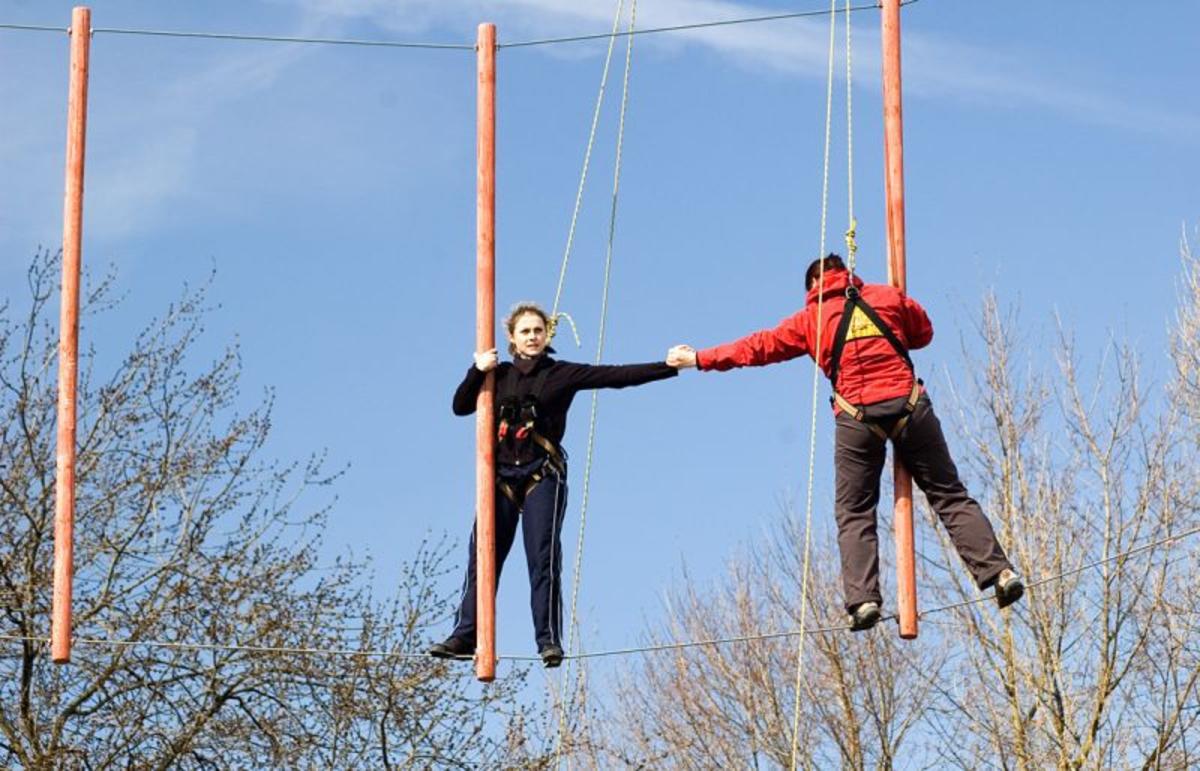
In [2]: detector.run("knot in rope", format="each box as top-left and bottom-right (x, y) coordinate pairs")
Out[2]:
(844, 218), (859, 275)
(548, 311), (583, 348)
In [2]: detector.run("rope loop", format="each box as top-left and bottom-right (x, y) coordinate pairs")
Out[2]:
(548, 311), (583, 348)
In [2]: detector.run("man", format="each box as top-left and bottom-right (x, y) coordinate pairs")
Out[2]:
(667, 255), (1023, 631)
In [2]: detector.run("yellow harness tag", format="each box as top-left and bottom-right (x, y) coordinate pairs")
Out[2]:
(844, 305), (884, 341)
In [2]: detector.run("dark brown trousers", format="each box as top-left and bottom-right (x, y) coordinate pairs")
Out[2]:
(834, 394), (1012, 612)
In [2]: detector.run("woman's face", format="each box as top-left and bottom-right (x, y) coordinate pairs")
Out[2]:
(508, 312), (548, 357)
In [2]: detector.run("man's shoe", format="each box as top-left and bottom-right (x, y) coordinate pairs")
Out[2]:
(539, 644), (564, 668)
(995, 569), (1025, 609)
(849, 601), (882, 632)
(428, 636), (475, 659)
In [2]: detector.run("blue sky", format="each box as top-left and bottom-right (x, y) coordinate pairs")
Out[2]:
(2, 0), (1197, 675)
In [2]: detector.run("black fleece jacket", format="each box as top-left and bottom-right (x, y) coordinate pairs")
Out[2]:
(453, 354), (677, 467)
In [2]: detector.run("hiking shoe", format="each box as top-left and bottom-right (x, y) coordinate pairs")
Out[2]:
(995, 569), (1025, 609)
(539, 644), (564, 668)
(849, 601), (882, 632)
(428, 636), (475, 659)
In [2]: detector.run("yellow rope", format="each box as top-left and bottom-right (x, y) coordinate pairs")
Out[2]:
(789, 1), (840, 767)
(554, 1), (637, 767)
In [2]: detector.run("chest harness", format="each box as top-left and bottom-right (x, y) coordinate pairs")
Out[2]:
(495, 365), (566, 506)
(828, 286), (922, 441)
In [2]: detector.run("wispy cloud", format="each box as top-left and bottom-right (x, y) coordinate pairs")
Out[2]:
(3, 0), (1193, 259)
(0, 8), (333, 255)
(287, 0), (1200, 139)
(86, 45), (314, 242)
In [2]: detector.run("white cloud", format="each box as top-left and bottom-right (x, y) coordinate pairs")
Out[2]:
(3, 0), (1193, 258)
(282, 0), (1200, 139)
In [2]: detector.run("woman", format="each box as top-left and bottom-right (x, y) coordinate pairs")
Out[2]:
(430, 302), (681, 667)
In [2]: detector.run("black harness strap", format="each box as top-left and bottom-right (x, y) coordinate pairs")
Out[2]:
(497, 459), (564, 508)
(828, 287), (921, 440)
(496, 362), (566, 505)
(828, 287), (913, 392)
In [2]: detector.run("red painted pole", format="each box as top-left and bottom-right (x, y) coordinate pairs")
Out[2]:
(53, 6), (91, 665)
(882, 0), (918, 640)
(475, 22), (497, 683)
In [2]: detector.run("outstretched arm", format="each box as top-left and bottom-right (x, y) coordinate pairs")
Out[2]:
(561, 360), (679, 392)
(681, 309), (811, 372)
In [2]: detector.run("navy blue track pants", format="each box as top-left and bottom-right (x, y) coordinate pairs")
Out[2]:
(451, 461), (569, 649)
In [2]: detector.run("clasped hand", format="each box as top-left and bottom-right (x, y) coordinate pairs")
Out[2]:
(666, 344), (697, 369)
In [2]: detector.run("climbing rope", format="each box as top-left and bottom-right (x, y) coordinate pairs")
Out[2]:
(788, 1), (842, 767)
(549, 0), (627, 343)
(792, 0), (859, 763)
(843, 0), (859, 279)
(554, 1), (638, 766)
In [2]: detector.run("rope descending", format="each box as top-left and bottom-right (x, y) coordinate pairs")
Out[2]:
(554, 0), (638, 765)
(790, 1), (857, 767)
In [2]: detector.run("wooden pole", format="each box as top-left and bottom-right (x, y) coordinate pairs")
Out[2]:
(53, 5), (91, 665)
(475, 22), (497, 683)
(881, 0), (918, 640)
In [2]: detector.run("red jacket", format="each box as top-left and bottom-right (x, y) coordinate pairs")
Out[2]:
(696, 269), (933, 408)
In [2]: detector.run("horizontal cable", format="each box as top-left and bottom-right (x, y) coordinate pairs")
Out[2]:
(560, 622), (853, 661)
(3, 522), (1196, 666)
(1, 2), (922, 52)
(0, 21), (470, 50)
(918, 523), (1200, 619)
(90, 26), (473, 50)
(499, 0), (918, 49)
(0, 23), (64, 33)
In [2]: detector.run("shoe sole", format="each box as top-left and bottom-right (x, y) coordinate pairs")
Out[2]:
(429, 644), (475, 660)
(996, 582), (1025, 609)
(850, 608), (882, 632)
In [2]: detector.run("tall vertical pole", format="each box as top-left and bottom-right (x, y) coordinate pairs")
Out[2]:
(475, 22), (498, 682)
(881, 0), (918, 640)
(53, 6), (91, 665)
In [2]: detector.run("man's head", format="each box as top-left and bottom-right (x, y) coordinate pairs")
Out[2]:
(805, 253), (847, 291)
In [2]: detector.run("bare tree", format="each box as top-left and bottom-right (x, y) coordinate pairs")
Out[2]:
(919, 290), (1200, 770)
(0, 251), (542, 768)
(608, 524), (940, 770)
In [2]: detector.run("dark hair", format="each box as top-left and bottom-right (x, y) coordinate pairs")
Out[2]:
(805, 253), (846, 290)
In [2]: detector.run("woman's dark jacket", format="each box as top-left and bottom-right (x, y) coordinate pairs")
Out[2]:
(453, 355), (677, 468)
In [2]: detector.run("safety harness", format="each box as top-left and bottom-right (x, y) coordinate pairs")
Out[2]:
(495, 364), (566, 506)
(828, 286), (922, 441)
